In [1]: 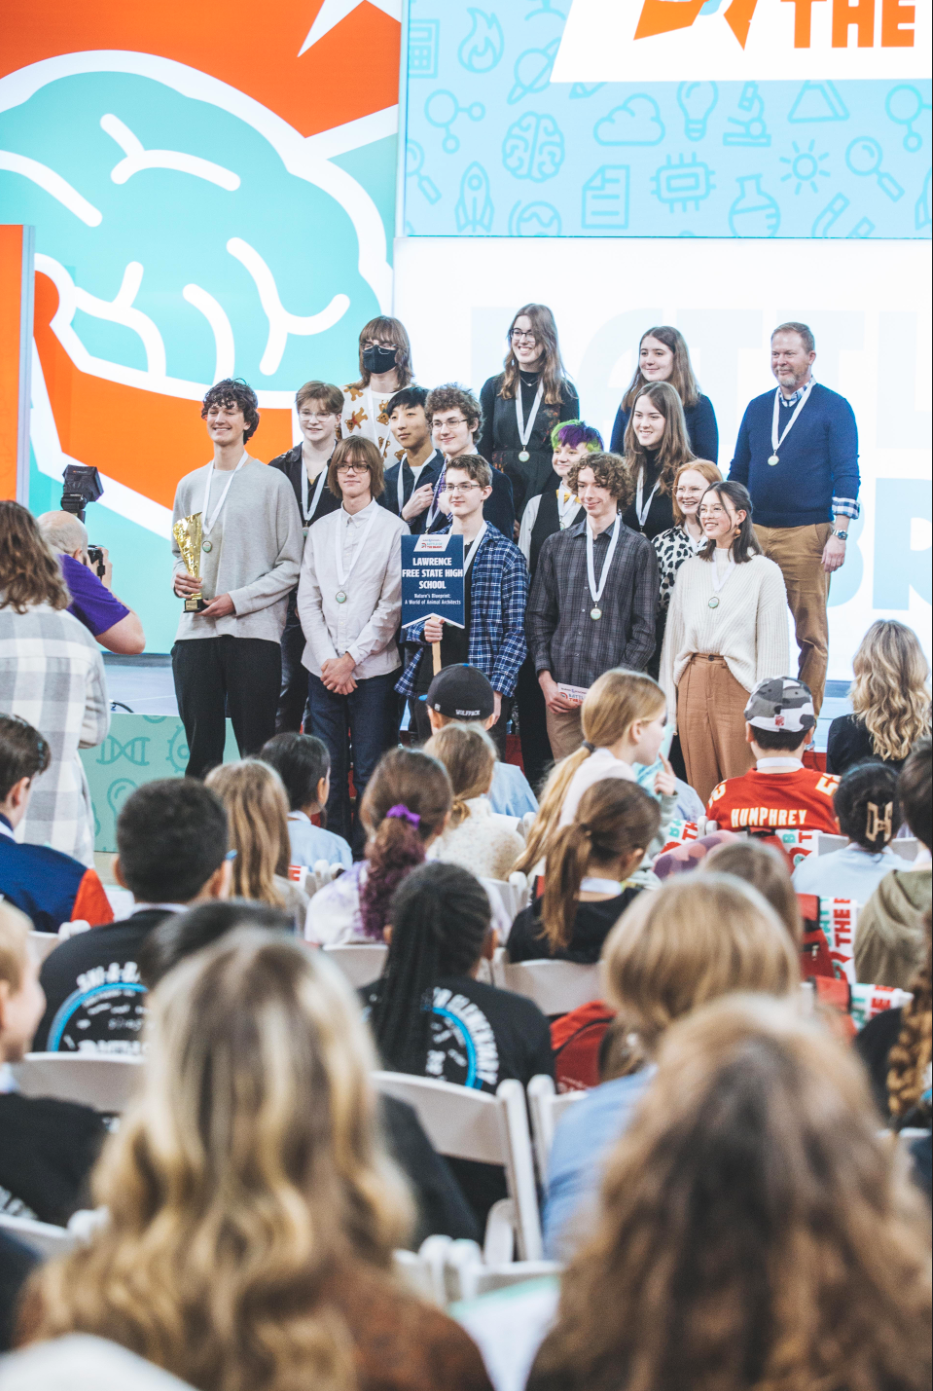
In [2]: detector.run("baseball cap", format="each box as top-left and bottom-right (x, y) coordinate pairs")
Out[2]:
(744, 676), (816, 733)
(421, 664), (495, 721)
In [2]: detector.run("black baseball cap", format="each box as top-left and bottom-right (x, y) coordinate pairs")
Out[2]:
(421, 664), (495, 721)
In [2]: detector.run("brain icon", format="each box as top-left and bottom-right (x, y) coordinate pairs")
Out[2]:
(502, 112), (564, 183)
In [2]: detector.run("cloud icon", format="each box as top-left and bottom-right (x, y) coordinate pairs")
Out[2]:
(594, 95), (665, 146)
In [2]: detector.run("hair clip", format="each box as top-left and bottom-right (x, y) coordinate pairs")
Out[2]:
(865, 800), (893, 843)
(386, 804), (421, 826)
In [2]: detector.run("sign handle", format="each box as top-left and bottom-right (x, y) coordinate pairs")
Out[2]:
(432, 642), (442, 676)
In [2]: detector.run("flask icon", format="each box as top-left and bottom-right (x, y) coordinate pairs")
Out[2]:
(728, 175), (780, 237)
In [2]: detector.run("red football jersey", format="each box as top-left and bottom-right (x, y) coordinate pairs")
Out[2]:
(707, 767), (840, 834)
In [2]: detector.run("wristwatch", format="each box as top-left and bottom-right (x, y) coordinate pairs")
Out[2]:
(831, 528), (848, 541)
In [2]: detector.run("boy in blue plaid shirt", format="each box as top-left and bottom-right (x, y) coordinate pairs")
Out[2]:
(397, 455), (529, 756)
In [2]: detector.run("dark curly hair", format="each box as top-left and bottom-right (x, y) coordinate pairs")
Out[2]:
(0, 502), (69, 613)
(200, 378), (260, 442)
(565, 451), (634, 508)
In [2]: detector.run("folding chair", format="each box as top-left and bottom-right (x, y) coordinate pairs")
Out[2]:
(452, 1255), (562, 1302)
(11, 1052), (142, 1113)
(373, 1071), (543, 1262)
(492, 956), (601, 1017)
(526, 1074), (586, 1181)
(321, 942), (387, 987)
(28, 932), (60, 963)
(521, 811), (537, 840)
(891, 837), (920, 862)
(0, 1211), (77, 1260)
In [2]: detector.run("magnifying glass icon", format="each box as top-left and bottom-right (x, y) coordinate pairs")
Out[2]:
(845, 137), (904, 202)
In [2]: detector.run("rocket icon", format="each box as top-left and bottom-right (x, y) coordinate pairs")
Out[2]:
(455, 162), (494, 233)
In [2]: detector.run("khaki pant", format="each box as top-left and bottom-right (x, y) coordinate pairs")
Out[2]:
(755, 523), (832, 714)
(546, 704), (584, 762)
(677, 655), (755, 806)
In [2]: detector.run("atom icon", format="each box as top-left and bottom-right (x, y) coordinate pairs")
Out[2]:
(780, 140), (830, 194)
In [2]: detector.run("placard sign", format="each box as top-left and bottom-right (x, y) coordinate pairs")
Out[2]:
(401, 532), (465, 630)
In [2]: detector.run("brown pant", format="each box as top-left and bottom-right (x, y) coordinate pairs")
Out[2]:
(545, 704), (584, 762)
(677, 655), (755, 806)
(754, 523), (832, 714)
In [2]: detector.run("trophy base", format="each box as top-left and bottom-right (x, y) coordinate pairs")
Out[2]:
(183, 596), (208, 614)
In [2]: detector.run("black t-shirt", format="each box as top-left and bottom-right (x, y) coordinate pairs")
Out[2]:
(34, 908), (173, 1054)
(507, 890), (640, 965)
(0, 1229), (36, 1353)
(380, 1096), (480, 1246)
(826, 714), (908, 777)
(621, 452), (675, 540)
(268, 444), (341, 528)
(0, 1093), (106, 1226)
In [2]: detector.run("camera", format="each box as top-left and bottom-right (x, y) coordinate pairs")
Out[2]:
(87, 545), (107, 580)
(61, 464), (103, 522)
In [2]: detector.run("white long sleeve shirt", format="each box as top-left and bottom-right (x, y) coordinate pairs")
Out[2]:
(297, 499), (407, 680)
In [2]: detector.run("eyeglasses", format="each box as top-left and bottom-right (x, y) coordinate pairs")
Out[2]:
(444, 482), (482, 494)
(509, 329), (536, 342)
(699, 505), (728, 518)
(434, 417), (468, 428)
(336, 464), (370, 476)
(299, 411), (335, 422)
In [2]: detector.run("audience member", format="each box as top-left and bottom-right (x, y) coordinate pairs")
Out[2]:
(827, 619), (931, 775)
(609, 324), (718, 462)
(792, 762), (904, 901)
(509, 779), (658, 964)
(137, 900), (292, 988)
(650, 459), (722, 682)
(543, 875), (797, 1257)
(305, 747), (452, 946)
(341, 315), (413, 463)
(171, 378), (303, 778)
(399, 454), (528, 757)
(0, 715), (112, 933)
(419, 665), (538, 818)
(424, 724), (525, 881)
(268, 380), (343, 732)
(205, 760), (309, 926)
(259, 731), (352, 870)
(37, 511), (145, 655)
(529, 997), (931, 1391)
(32, 780), (230, 1052)
(0, 904), (107, 1225)
(856, 908), (931, 1127)
(619, 382), (704, 542)
(707, 676), (839, 834)
(661, 481), (789, 803)
(380, 386), (445, 531)
(527, 453), (658, 760)
(729, 322), (860, 714)
(856, 738), (932, 988)
(476, 304), (580, 519)
(364, 861), (554, 1225)
(702, 836), (803, 945)
(297, 435), (407, 855)
(24, 930), (494, 1391)
(0, 502), (109, 866)
(423, 384), (515, 538)
(0, 1229), (35, 1356)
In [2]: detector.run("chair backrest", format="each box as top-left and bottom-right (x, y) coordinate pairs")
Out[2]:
(460, 1259), (563, 1301)
(28, 932), (60, 963)
(890, 837), (920, 862)
(814, 833), (848, 856)
(11, 1052), (143, 1113)
(321, 942), (387, 987)
(493, 957), (601, 1017)
(526, 1074), (586, 1179)
(521, 810), (537, 840)
(0, 1211), (77, 1260)
(373, 1071), (543, 1260)
(482, 878), (522, 922)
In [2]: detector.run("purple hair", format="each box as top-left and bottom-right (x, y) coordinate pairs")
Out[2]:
(550, 419), (603, 453)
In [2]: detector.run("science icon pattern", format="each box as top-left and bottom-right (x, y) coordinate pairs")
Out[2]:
(403, 3), (932, 238)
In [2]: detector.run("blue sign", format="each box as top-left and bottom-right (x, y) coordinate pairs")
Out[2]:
(401, 533), (466, 630)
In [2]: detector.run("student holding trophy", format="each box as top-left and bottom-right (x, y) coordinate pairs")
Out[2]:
(171, 379), (303, 778)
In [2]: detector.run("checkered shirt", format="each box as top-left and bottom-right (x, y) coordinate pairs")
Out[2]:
(0, 604), (109, 866)
(396, 524), (529, 699)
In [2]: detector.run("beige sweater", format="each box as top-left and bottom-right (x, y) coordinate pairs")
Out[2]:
(431, 797), (525, 882)
(659, 551), (790, 720)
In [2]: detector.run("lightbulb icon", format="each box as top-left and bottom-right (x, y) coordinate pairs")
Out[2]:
(677, 82), (718, 141)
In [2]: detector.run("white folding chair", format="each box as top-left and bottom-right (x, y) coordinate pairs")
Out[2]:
(322, 942), (387, 987)
(11, 1052), (142, 1113)
(492, 957), (601, 1017)
(521, 810), (537, 840)
(453, 1255), (562, 1302)
(890, 837), (920, 862)
(483, 878), (521, 921)
(373, 1071), (543, 1262)
(28, 932), (60, 963)
(813, 833), (848, 856)
(0, 1211), (77, 1260)
(526, 1074), (586, 1181)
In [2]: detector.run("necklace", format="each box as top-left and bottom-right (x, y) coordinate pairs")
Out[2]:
(515, 378), (543, 464)
(769, 382), (812, 466)
(200, 452), (247, 552)
(708, 550), (735, 608)
(585, 513), (621, 620)
(333, 505), (378, 603)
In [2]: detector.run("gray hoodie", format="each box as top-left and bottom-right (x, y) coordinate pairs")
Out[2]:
(854, 866), (931, 989)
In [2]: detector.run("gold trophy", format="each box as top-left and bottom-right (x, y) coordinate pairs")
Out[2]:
(173, 513), (208, 613)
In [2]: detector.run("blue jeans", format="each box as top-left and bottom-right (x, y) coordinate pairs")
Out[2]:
(308, 669), (399, 857)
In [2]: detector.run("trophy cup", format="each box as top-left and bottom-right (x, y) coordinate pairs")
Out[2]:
(173, 513), (208, 613)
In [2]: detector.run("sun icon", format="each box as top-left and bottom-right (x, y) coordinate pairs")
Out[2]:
(780, 140), (830, 194)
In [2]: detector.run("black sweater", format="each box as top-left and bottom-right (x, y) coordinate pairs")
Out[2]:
(508, 890), (640, 965)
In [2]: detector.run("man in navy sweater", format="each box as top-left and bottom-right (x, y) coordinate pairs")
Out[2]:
(729, 321), (859, 713)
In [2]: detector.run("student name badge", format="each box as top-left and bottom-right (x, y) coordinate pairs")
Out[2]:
(400, 532), (466, 632)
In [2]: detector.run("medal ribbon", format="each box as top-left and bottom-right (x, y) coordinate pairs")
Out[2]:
(586, 513), (621, 612)
(710, 551), (735, 594)
(201, 452), (247, 538)
(515, 380), (544, 455)
(461, 522), (487, 578)
(634, 465), (661, 529)
(770, 382), (812, 461)
(334, 505), (379, 593)
(301, 459), (329, 524)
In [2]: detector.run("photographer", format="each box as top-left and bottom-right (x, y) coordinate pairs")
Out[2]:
(38, 511), (145, 655)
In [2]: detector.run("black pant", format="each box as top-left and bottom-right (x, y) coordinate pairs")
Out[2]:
(409, 691), (513, 761)
(516, 657), (553, 797)
(276, 594), (308, 733)
(172, 636), (281, 778)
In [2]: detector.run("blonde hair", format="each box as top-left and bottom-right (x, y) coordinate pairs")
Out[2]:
(0, 901), (31, 992)
(850, 620), (931, 762)
(424, 723), (496, 828)
(701, 837), (803, 947)
(205, 760), (289, 907)
(599, 874), (799, 1077)
(28, 930), (412, 1391)
(516, 670), (665, 874)
(670, 459), (722, 526)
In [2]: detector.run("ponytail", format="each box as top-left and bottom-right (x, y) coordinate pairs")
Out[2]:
(515, 745), (591, 874)
(541, 821), (594, 951)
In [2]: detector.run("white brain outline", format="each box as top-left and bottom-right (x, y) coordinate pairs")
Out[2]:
(226, 236), (350, 376)
(100, 113), (241, 190)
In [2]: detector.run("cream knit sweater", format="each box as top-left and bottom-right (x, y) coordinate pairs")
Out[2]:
(659, 550), (790, 721)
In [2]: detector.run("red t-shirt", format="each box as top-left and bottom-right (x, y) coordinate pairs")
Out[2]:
(707, 766), (840, 834)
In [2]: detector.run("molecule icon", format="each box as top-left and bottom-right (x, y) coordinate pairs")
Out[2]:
(651, 153), (714, 212)
(425, 90), (485, 154)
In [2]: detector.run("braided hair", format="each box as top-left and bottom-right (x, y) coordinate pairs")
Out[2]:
(888, 909), (932, 1124)
(358, 749), (451, 940)
(368, 862), (492, 1077)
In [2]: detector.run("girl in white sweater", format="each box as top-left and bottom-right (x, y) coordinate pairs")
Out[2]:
(660, 480), (789, 803)
(425, 722), (526, 881)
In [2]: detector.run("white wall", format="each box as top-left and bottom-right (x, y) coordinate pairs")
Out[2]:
(394, 236), (932, 681)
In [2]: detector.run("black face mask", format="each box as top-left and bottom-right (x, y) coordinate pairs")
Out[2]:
(363, 344), (398, 374)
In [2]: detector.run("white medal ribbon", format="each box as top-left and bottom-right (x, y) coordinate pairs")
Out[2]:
(580, 876), (623, 894)
(425, 466), (447, 531)
(708, 550), (735, 608)
(586, 512), (621, 619)
(301, 459), (329, 524)
(634, 465), (661, 529)
(515, 379), (544, 461)
(334, 504), (379, 600)
(769, 382), (812, 465)
(462, 522), (487, 578)
(201, 452), (247, 540)
(557, 488), (579, 527)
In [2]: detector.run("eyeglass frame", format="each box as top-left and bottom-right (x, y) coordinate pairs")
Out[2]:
(509, 328), (537, 342)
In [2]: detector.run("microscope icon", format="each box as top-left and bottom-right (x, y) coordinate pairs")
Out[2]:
(723, 83), (771, 148)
